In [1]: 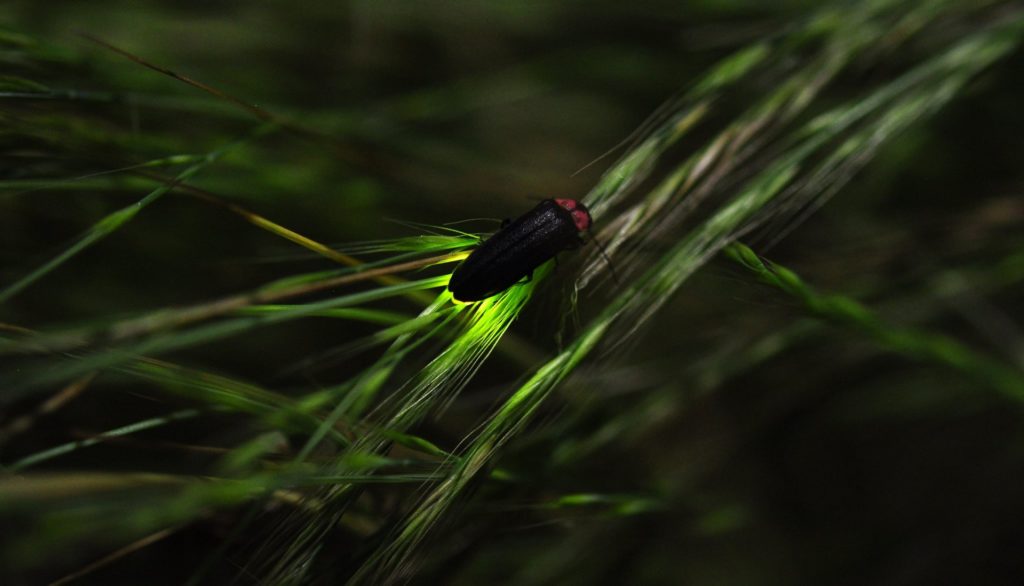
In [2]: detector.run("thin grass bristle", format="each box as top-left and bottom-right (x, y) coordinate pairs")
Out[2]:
(3, 2), (1024, 585)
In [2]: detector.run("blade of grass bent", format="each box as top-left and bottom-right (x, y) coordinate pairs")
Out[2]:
(0, 124), (274, 303)
(724, 242), (1024, 402)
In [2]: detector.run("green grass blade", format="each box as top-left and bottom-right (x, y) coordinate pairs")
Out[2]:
(0, 126), (274, 304)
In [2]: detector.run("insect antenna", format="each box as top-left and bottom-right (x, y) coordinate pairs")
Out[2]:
(587, 230), (622, 287)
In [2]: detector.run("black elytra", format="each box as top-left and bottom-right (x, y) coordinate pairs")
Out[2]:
(448, 198), (592, 302)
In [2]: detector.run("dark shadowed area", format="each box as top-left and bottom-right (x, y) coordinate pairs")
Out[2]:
(2, 1), (1024, 585)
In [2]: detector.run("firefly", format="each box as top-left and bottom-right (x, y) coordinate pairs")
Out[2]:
(448, 199), (592, 302)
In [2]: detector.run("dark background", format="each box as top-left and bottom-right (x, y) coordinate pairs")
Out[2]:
(2, 1), (1024, 584)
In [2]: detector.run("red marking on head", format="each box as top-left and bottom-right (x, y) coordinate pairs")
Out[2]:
(554, 198), (592, 231)
(554, 198), (578, 211)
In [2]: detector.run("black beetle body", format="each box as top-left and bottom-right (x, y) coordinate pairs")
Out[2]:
(448, 198), (592, 302)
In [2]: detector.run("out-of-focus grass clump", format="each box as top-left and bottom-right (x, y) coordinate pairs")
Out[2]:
(2, 1), (1024, 584)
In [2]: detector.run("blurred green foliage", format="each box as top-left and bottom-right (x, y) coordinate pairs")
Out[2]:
(2, 1), (1024, 585)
